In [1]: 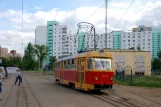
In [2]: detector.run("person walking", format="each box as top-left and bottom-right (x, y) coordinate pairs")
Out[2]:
(0, 68), (3, 101)
(15, 69), (22, 85)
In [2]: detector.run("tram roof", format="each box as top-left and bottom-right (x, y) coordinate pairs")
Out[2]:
(57, 55), (76, 62)
(57, 51), (112, 62)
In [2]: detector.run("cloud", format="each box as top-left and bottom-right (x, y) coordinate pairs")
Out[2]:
(34, 6), (42, 10)
(136, 1), (161, 27)
(0, 0), (161, 54)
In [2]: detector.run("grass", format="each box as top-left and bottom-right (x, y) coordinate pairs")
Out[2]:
(115, 76), (161, 88)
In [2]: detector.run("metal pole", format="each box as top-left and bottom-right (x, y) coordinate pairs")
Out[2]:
(0, 45), (1, 57)
(39, 55), (40, 71)
(105, 0), (108, 48)
(94, 27), (96, 51)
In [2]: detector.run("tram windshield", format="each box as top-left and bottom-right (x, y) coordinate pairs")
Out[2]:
(88, 58), (112, 70)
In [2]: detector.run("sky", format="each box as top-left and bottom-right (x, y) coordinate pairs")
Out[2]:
(0, 0), (161, 54)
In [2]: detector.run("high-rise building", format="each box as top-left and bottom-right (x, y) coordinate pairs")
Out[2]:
(46, 21), (55, 64)
(36, 24), (161, 60)
(152, 28), (161, 59)
(113, 31), (122, 49)
(35, 26), (47, 45)
(77, 26), (161, 59)
(35, 21), (76, 61)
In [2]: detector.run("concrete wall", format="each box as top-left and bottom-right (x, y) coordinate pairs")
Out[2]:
(106, 50), (151, 76)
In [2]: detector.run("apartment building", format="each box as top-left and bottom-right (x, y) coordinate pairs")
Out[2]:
(35, 21), (77, 61)
(77, 26), (161, 59)
(35, 26), (47, 45)
(0, 47), (8, 58)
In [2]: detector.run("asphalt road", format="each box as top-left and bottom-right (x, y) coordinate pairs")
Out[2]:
(0, 73), (113, 107)
(0, 73), (161, 107)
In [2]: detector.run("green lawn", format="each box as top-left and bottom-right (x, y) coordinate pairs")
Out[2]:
(115, 76), (161, 88)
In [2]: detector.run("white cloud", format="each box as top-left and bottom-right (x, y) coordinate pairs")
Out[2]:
(34, 6), (42, 10)
(0, 0), (161, 54)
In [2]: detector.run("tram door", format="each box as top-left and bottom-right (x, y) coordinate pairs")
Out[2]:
(77, 58), (85, 89)
(60, 61), (64, 84)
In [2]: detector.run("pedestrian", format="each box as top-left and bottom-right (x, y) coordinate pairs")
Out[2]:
(15, 69), (22, 85)
(0, 68), (3, 95)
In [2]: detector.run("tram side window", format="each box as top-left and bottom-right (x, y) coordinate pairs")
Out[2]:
(64, 61), (66, 69)
(64, 61), (68, 69)
(55, 63), (57, 69)
(68, 60), (71, 69)
(71, 59), (76, 69)
(88, 59), (93, 69)
(58, 62), (60, 69)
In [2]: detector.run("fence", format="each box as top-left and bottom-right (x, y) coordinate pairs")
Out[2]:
(152, 69), (161, 75)
(114, 66), (152, 85)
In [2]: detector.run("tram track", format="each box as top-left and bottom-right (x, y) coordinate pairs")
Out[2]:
(1, 81), (15, 107)
(34, 74), (141, 107)
(23, 75), (43, 107)
(2, 74), (43, 107)
(32, 73), (160, 107)
(92, 93), (143, 107)
(114, 85), (161, 106)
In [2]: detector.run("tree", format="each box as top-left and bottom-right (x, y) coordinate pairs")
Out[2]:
(137, 44), (141, 51)
(48, 56), (57, 69)
(23, 43), (36, 70)
(157, 50), (161, 59)
(34, 44), (48, 69)
(152, 58), (161, 70)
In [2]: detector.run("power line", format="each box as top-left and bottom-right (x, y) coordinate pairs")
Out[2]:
(82, 0), (112, 22)
(72, 0), (112, 44)
(115, 0), (135, 28)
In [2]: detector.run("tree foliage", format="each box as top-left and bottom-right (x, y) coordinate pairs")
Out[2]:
(23, 43), (36, 70)
(152, 50), (161, 70)
(34, 44), (48, 69)
(48, 56), (57, 69)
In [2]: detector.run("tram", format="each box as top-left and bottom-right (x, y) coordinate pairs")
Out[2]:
(54, 49), (114, 91)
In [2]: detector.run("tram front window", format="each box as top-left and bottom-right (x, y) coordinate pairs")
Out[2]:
(88, 58), (112, 70)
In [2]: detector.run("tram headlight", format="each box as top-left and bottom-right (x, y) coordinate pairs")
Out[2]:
(110, 77), (113, 80)
(95, 77), (98, 80)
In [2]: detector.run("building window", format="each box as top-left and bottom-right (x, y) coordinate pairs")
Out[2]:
(133, 40), (135, 42)
(148, 39), (150, 41)
(148, 43), (150, 45)
(123, 40), (125, 42)
(128, 40), (130, 42)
